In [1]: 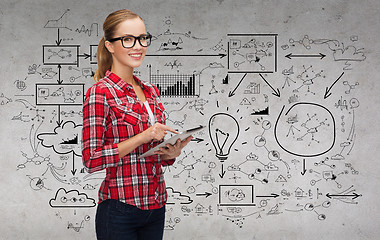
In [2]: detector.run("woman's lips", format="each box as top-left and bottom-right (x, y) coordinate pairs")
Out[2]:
(129, 53), (142, 59)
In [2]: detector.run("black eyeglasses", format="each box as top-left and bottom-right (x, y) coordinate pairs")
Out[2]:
(107, 34), (152, 48)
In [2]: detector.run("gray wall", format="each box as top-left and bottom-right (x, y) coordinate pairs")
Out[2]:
(1, 0), (379, 239)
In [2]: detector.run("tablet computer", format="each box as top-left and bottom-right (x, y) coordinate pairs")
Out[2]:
(138, 125), (205, 159)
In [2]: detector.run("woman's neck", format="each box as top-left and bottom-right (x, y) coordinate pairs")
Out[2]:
(111, 64), (135, 85)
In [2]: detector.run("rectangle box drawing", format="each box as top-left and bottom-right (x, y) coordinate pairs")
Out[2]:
(219, 184), (255, 206)
(43, 45), (80, 66)
(90, 44), (98, 64)
(227, 34), (278, 73)
(36, 83), (85, 105)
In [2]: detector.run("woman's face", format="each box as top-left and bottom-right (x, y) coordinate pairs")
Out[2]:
(106, 17), (148, 71)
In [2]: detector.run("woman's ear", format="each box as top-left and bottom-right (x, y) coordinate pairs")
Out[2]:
(105, 40), (114, 54)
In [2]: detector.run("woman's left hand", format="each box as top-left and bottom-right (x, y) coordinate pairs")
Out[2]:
(154, 136), (193, 160)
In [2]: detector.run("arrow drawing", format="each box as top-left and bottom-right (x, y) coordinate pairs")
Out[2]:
(56, 28), (62, 46)
(190, 137), (204, 143)
(78, 53), (91, 59)
(56, 106), (62, 126)
(196, 192), (212, 198)
(301, 158), (306, 175)
(71, 151), (77, 175)
(219, 164), (226, 178)
(57, 65), (62, 84)
(146, 53), (226, 58)
(259, 73), (280, 97)
(256, 193), (279, 198)
(228, 73), (247, 97)
(324, 72), (345, 99)
(285, 53), (326, 59)
(326, 192), (361, 200)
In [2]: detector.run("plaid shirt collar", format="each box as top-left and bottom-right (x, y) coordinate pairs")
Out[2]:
(105, 70), (151, 94)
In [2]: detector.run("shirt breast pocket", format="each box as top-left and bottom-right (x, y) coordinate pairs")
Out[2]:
(114, 102), (141, 126)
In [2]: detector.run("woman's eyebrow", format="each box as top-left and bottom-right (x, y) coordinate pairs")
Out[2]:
(120, 33), (147, 36)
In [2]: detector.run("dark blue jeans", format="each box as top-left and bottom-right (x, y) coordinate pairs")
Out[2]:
(95, 199), (166, 240)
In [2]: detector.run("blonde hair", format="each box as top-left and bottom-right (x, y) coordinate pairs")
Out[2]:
(94, 9), (143, 81)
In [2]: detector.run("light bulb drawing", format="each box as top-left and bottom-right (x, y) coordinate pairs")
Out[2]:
(208, 113), (240, 161)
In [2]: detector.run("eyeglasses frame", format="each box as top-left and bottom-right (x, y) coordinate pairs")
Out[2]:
(107, 33), (152, 48)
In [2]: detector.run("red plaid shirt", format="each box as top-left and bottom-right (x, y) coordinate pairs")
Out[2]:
(82, 71), (174, 210)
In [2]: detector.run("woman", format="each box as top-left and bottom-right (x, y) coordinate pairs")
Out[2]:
(82, 9), (192, 240)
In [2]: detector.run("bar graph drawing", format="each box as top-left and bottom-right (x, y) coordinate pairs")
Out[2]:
(150, 69), (200, 97)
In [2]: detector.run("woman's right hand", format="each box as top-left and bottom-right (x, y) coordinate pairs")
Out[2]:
(140, 123), (178, 144)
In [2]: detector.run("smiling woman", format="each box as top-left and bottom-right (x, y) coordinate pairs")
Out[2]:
(81, 9), (193, 240)
(93, 9), (143, 82)
(104, 17), (149, 76)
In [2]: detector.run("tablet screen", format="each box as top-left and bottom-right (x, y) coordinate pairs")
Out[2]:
(138, 125), (205, 159)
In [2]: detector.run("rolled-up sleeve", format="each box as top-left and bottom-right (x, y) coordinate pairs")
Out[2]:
(81, 84), (120, 173)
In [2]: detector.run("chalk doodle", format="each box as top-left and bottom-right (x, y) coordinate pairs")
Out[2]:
(6, 7), (366, 237)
